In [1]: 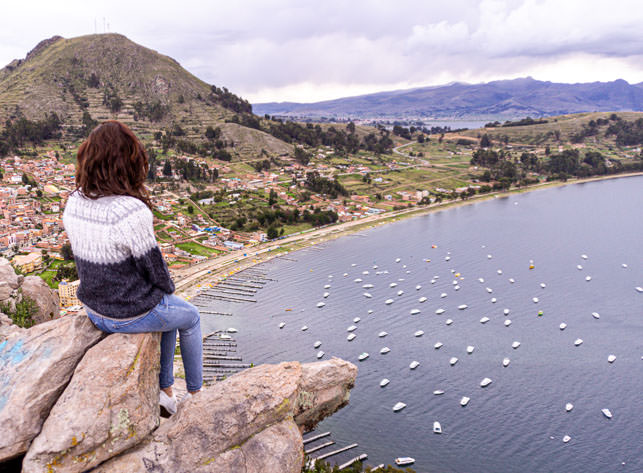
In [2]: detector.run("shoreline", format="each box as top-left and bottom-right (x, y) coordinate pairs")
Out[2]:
(176, 171), (643, 300)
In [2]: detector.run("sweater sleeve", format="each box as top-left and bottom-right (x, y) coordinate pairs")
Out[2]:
(110, 202), (175, 294)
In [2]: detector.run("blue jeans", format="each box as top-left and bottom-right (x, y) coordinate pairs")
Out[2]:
(85, 293), (203, 392)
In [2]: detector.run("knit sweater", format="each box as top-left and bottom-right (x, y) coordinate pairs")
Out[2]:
(62, 190), (175, 318)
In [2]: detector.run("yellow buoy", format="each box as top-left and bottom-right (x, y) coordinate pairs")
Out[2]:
(529, 264), (535, 270)
(455, 273), (461, 277)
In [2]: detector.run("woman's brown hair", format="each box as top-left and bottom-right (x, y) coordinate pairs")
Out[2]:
(74, 120), (152, 209)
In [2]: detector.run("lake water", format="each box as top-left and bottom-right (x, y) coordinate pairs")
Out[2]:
(200, 176), (643, 472)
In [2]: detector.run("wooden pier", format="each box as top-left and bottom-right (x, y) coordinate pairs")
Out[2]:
(201, 331), (251, 385)
(303, 431), (371, 470)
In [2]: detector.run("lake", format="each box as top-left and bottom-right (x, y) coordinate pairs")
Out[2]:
(200, 176), (643, 472)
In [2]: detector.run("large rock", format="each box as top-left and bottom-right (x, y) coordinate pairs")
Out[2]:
(95, 358), (357, 473)
(0, 314), (105, 461)
(20, 275), (60, 325)
(0, 258), (20, 302)
(23, 332), (161, 473)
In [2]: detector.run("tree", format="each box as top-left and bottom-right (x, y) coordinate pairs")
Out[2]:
(480, 134), (491, 148)
(187, 204), (194, 214)
(61, 243), (74, 261)
(346, 122), (356, 134)
(266, 225), (279, 240)
(268, 189), (278, 206)
(163, 160), (173, 177)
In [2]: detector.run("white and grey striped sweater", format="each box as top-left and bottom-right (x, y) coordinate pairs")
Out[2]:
(62, 190), (175, 318)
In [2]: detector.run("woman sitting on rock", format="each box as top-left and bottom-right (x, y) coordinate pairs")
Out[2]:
(62, 120), (202, 416)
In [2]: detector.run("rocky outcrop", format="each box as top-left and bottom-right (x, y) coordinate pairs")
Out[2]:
(19, 276), (60, 325)
(0, 258), (22, 304)
(0, 314), (105, 461)
(94, 358), (357, 473)
(22, 333), (161, 473)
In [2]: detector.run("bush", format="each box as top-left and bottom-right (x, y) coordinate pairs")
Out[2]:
(1, 290), (38, 328)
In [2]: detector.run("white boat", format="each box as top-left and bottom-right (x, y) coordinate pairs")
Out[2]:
(487, 254), (492, 259)
(445, 256), (451, 261)
(601, 408), (612, 419)
(430, 279), (436, 284)
(363, 292), (373, 298)
(409, 361), (420, 369)
(353, 317), (361, 323)
(566, 403), (574, 412)
(585, 275), (592, 281)
(410, 309), (420, 315)
(577, 264), (583, 270)
(497, 269), (503, 275)
(316, 302), (325, 308)
(347, 333), (356, 341)
(227, 328), (238, 333)
(347, 325), (357, 332)
(458, 304), (468, 310)
(373, 265), (378, 269)
(358, 352), (369, 361)
(540, 283), (546, 288)
(418, 296), (427, 303)
(313, 341), (322, 348)
(467, 345), (475, 354)
(220, 334), (232, 340)
(592, 312), (600, 319)
(433, 421), (442, 434)
(608, 354), (616, 363)
(574, 338), (583, 346)
(416, 285), (422, 290)
(512, 341), (521, 349)
(480, 377), (492, 387)
(445, 319), (453, 325)
(433, 390), (445, 395)
(504, 319), (512, 327)
(450, 357), (458, 366)
(390, 282), (398, 288)
(581, 254), (588, 260)
(436, 308), (445, 314)
(440, 293), (447, 298)
(434, 342), (443, 349)
(393, 402), (406, 412)
(351, 263), (357, 267)
(454, 285), (460, 291)
(559, 322), (567, 330)
(491, 297), (497, 303)
(395, 258), (401, 263)
(503, 308), (510, 315)
(532, 297), (539, 303)
(380, 378), (390, 387)
(486, 287), (493, 293)
(509, 278), (515, 283)
(621, 263), (628, 268)
(380, 347), (390, 354)
(636, 287), (643, 293)
(394, 457), (414, 466)
(503, 358), (511, 367)
(363, 284), (374, 289)
(316, 351), (324, 359)
(323, 292), (330, 298)
(480, 317), (490, 324)
(378, 331), (388, 337)
(397, 290), (404, 296)
(343, 273), (348, 277)
(414, 330), (424, 337)
(385, 299), (394, 305)
(354, 278), (363, 283)
(362, 271), (369, 275)
(460, 396), (470, 406)
(368, 309), (374, 314)
(324, 284), (331, 289)
(279, 322), (285, 329)
(563, 435), (571, 443)
(452, 280), (458, 285)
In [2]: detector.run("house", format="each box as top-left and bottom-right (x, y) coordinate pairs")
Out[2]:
(58, 280), (81, 307)
(12, 252), (43, 273)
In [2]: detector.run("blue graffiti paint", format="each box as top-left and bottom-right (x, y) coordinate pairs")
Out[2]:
(0, 339), (28, 366)
(0, 393), (7, 412)
(0, 340), (6, 352)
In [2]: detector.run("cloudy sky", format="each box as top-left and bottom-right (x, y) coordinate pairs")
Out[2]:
(1, 0), (642, 103)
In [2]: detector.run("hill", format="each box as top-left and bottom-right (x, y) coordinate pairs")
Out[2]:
(0, 34), (293, 158)
(254, 77), (643, 120)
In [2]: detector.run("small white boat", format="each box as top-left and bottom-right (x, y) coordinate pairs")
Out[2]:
(363, 284), (374, 289)
(509, 278), (515, 284)
(395, 258), (401, 263)
(378, 331), (388, 337)
(503, 308), (510, 315)
(433, 421), (442, 434)
(503, 358), (510, 367)
(577, 264), (583, 270)
(358, 352), (369, 361)
(445, 256), (451, 261)
(458, 304), (468, 310)
(532, 297), (539, 303)
(486, 287), (493, 293)
(585, 275), (592, 281)
(602, 408), (612, 419)
(454, 285), (461, 291)
(449, 357), (458, 366)
(220, 334), (232, 340)
(353, 317), (361, 323)
(480, 377), (492, 387)
(636, 287), (643, 293)
(478, 277), (485, 283)
(574, 338), (583, 346)
(279, 322), (285, 329)
(385, 298), (394, 305)
(368, 309), (374, 314)
(227, 328), (238, 333)
(592, 312), (600, 319)
(608, 354), (616, 363)
(434, 342), (443, 349)
(316, 351), (325, 359)
(301, 326), (308, 331)
(460, 396), (470, 406)
(363, 292), (373, 298)
(395, 457), (414, 466)
(480, 317), (490, 324)
(512, 341), (521, 349)
(354, 278), (363, 283)
(418, 296), (427, 303)
(409, 361), (420, 369)
(487, 254), (492, 259)
(621, 263), (628, 268)
(559, 323), (567, 330)
(347, 333), (356, 341)
(416, 285), (422, 290)
(563, 435), (571, 443)
(380, 378), (390, 387)
(436, 308), (445, 314)
(445, 319), (453, 326)
(504, 319), (512, 327)
(433, 390), (444, 395)
(351, 263), (357, 267)
(380, 347), (390, 354)
(497, 269), (503, 275)
(440, 293), (447, 298)
(324, 284), (331, 289)
(410, 309), (420, 315)
(347, 325), (357, 332)
(581, 254), (588, 260)
(566, 403), (574, 412)
(491, 297), (497, 303)
(393, 402), (406, 412)
(362, 271), (369, 275)
(390, 282), (398, 288)
(414, 330), (424, 337)
(323, 292), (330, 298)
(373, 265), (378, 269)
(467, 345), (475, 354)
(316, 302), (325, 308)
(452, 280), (458, 285)
(430, 279), (436, 284)
(397, 290), (404, 296)
(343, 273), (348, 277)
(314, 341), (322, 348)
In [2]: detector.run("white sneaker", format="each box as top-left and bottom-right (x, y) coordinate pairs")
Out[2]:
(159, 390), (177, 416)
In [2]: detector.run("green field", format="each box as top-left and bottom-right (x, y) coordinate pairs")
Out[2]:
(176, 241), (221, 257)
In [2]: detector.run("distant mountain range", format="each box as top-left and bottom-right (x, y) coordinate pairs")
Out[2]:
(254, 78), (643, 120)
